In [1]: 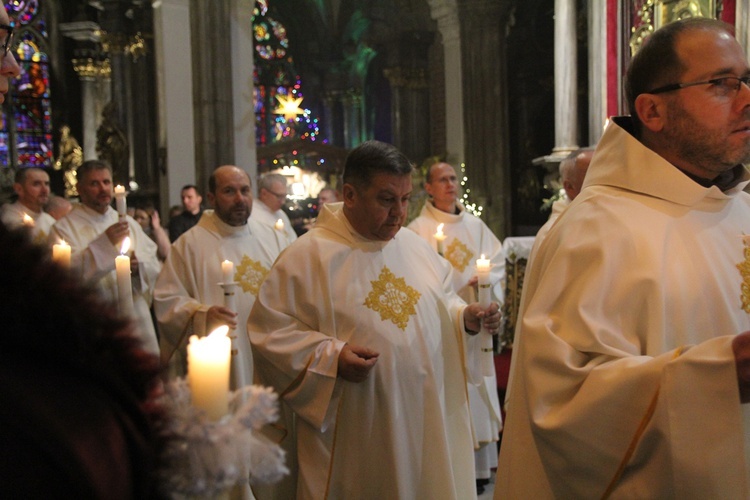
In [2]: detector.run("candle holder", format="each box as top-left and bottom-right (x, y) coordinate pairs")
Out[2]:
(156, 380), (288, 497)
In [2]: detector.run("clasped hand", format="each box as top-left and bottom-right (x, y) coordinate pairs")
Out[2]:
(464, 302), (501, 335)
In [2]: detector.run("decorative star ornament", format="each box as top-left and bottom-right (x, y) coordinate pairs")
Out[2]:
(273, 94), (305, 121)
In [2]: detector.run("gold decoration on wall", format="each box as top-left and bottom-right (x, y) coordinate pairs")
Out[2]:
(630, 0), (716, 56)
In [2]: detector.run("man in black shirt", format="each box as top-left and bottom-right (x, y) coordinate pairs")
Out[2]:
(168, 184), (203, 242)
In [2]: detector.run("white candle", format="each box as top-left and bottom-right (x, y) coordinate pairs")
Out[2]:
(114, 185), (127, 218)
(115, 237), (134, 316)
(22, 213), (34, 227)
(274, 218), (284, 231)
(187, 325), (231, 421)
(434, 223), (446, 255)
(221, 259), (234, 284)
(476, 254), (494, 376)
(52, 239), (71, 269)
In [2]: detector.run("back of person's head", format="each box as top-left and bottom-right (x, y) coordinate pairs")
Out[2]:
(559, 147), (595, 201)
(625, 17), (733, 137)
(258, 172), (287, 192)
(0, 222), (164, 498)
(343, 140), (413, 189)
(77, 158), (112, 181)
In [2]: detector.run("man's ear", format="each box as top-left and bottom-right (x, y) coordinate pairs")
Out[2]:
(634, 93), (667, 132)
(342, 183), (356, 208)
(12, 182), (22, 197)
(206, 192), (215, 208)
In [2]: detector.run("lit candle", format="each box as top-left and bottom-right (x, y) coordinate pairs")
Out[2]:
(22, 213), (34, 227)
(187, 325), (231, 421)
(221, 259), (234, 284)
(434, 223), (447, 255)
(275, 218), (284, 231)
(476, 254), (494, 376)
(52, 239), (71, 269)
(114, 185), (127, 219)
(115, 236), (134, 316)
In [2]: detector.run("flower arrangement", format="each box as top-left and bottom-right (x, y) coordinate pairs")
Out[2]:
(156, 379), (288, 498)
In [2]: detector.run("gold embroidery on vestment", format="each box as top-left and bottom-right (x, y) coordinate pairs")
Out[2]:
(364, 266), (421, 330)
(236, 255), (269, 295)
(737, 237), (750, 313)
(445, 238), (474, 272)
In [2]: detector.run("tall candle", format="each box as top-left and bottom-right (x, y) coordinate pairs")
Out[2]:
(274, 218), (284, 231)
(476, 254), (494, 376)
(115, 237), (134, 316)
(187, 325), (231, 421)
(52, 239), (71, 268)
(114, 185), (127, 219)
(221, 259), (234, 284)
(434, 223), (446, 255)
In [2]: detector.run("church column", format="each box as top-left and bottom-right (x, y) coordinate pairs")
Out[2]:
(383, 31), (433, 165)
(428, 0), (465, 164)
(342, 89), (364, 148)
(588, 0), (607, 145)
(457, 0), (512, 238)
(554, 0), (578, 155)
(71, 58), (110, 161)
(191, 0), (234, 191)
(98, 0), (133, 185)
(231, 0), (257, 182)
(152, 0), (196, 211)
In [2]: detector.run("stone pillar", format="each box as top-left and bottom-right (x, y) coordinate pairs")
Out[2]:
(588, 0), (607, 145)
(457, 0), (512, 238)
(737, 0), (750, 55)
(152, 0), (196, 211)
(191, 0), (234, 191)
(231, 0), (257, 182)
(98, 0), (132, 185)
(428, 0), (465, 164)
(554, 0), (578, 155)
(342, 89), (364, 148)
(383, 31), (433, 164)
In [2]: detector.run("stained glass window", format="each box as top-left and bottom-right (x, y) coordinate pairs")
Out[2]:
(2, 0), (52, 169)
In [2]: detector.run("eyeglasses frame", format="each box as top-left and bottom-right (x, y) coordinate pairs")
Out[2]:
(647, 75), (750, 96)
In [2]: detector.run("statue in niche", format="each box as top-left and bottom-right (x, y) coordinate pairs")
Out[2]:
(53, 125), (83, 198)
(96, 101), (129, 182)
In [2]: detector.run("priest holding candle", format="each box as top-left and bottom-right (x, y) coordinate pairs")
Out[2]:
(408, 160), (505, 493)
(251, 172), (297, 249)
(154, 165), (281, 392)
(49, 160), (161, 355)
(0, 167), (56, 244)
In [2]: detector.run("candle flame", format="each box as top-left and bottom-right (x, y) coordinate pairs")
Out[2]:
(114, 184), (126, 194)
(481, 254), (486, 259)
(59, 238), (68, 246)
(208, 325), (230, 338)
(275, 218), (284, 230)
(22, 213), (34, 226)
(120, 236), (131, 255)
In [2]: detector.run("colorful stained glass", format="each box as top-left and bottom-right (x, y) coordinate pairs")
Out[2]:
(2, 0), (52, 169)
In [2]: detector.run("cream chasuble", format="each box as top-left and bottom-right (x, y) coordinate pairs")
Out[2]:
(250, 200), (297, 252)
(49, 203), (161, 354)
(408, 201), (504, 458)
(249, 203), (476, 499)
(154, 210), (279, 390)
(497, 117), (750, 499)
(1, 201), (56, 244)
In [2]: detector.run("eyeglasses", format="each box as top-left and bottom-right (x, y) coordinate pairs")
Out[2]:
(0, 24), (14, 57)
(264, 188), (287, 201)
(647, 76), (750, 98)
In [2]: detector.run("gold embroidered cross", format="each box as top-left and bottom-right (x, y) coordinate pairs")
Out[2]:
(364, 266), (421, 330)
(445, 238), (474, 272)
(236, 255), (269, 295)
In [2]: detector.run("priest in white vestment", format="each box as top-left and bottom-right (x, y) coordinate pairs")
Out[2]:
(49, 160), (160, 355)
(408, 161), (504, 489)
(155, 165), (281, 391)
(1, 167), (56, 244)
(497, 19), (750, 498)
(250, 172), (297, 251)
(249, 141), (501, 499)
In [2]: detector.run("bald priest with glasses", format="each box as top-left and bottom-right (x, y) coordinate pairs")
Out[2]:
(497, 18), (750, 499)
